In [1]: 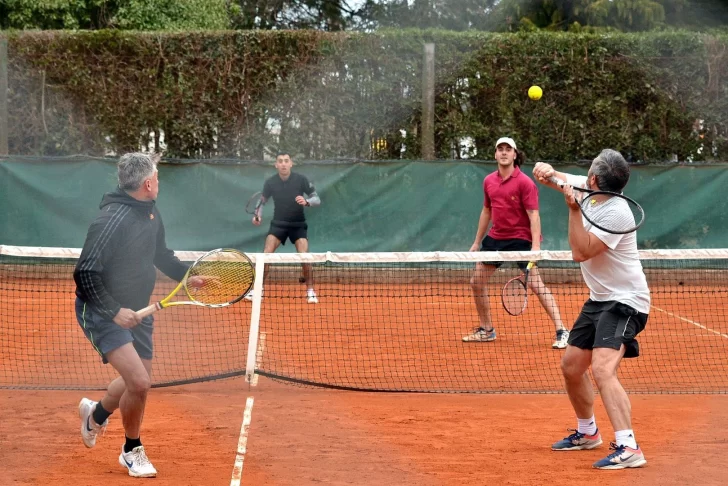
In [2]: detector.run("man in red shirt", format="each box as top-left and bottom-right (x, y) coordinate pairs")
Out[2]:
(462, 137), (569, 348)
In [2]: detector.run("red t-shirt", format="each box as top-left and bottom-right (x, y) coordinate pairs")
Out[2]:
(483, 166), (539, 241)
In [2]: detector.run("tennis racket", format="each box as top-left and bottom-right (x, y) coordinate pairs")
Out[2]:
(136, 248), (254, 318)
(549, 176), (644, 234)
(245, 191), (263, 222)
(501, 261), (535, 316)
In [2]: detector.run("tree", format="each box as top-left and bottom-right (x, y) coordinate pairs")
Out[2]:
(229, 0), (368, 30)
(480, 0), (694, 32)
(370, 0), (727, 32)
(501, 0), (678, 32)
(0, 0), (231, 30)
(372, 0), (502, 30)
(1, 0), (724, 32)
(667, 0), (728, 29)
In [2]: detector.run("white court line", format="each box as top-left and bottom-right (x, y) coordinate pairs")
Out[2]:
(230, 396), (255, 486)
(251, 332), (266, 387)
(651, 305), (728, 339)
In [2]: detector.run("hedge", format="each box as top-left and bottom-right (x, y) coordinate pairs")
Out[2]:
(6, 30), (727, 161)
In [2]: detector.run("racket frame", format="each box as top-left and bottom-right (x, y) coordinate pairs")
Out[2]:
(501, 261), (535, 316)
(136, 248), (254, 318)
(245, 191), (264, 222)
(548, 176), (644, 234)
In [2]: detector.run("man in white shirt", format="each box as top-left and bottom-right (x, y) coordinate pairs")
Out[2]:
(533, 149), (650, 470)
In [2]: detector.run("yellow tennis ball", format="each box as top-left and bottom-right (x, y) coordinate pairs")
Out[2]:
(528, 85), (543, 100)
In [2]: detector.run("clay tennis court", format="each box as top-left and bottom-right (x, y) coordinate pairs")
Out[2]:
(2, 381), (728, 485)
(2, 257), (728, 484)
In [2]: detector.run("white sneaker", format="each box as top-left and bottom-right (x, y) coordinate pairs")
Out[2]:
(307, 292), (319, 304)
(119, 445), (157, 478)
(552, 329), (570, 349)
(78, 398), (107, 448)
(462, 327), (496, 342)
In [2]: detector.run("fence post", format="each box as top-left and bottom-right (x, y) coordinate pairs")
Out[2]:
(0, 37), (8, 156)
(421, 43), (435, 160)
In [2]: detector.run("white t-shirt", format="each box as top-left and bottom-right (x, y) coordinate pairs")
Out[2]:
(564, 174), (650, 314)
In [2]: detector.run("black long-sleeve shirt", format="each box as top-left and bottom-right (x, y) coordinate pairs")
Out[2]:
(74, 188), (188, 319)
(262, 172), (317, 227)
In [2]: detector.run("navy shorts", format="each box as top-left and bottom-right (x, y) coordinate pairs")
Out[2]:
(75, 297), (154, 363)
(568, 299), (648, 358)
(479, 236), (531, 271)
(269, 222), (308, 245)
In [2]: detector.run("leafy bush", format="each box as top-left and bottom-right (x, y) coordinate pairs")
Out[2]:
(6, 30), (727, 161)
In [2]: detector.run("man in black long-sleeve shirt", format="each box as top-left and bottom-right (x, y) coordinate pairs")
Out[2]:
(73, 153), (206, 478)
(249, 151), (321, 303)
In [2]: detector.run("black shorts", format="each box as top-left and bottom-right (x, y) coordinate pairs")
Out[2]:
(479, 236), (531, 271)
(568, 299), (648, 358)
(75, 297), (154, 364)
(269, 222), (308, 245)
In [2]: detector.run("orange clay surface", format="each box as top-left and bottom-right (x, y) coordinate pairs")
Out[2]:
(252, 282), (728, 393)
(3, 276), (727, 392)
(2, 377), (728, 485)
(2, 273), (728, 484)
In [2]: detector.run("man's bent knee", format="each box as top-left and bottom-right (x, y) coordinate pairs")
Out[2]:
(590, 360), (618, 387)
(591, 347), (624, 386)
(560, 359), (579, 380)
(561, 353), (589, 380)
(125, 373), (151, 395)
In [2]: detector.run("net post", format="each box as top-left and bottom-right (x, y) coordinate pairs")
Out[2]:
(245, 256), (266, 383)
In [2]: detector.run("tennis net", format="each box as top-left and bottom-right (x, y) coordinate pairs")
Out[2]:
(2, 246), (728, 393)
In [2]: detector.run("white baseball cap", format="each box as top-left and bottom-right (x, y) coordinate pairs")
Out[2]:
(495, 137), (517, 150)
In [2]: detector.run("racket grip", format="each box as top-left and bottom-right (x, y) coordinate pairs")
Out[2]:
(136, 302), (162, 319)
(548, 176), (565, 187)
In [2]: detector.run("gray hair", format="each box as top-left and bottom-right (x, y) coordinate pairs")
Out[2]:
(118, 153), (157, 191)
(590, 149), (630, 192)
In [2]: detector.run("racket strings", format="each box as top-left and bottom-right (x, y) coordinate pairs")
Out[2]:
(502, 279), (528, 316)
(582, 195), (643, 234)
(245, 192), (263, 214)
(187, 258), (254, 305)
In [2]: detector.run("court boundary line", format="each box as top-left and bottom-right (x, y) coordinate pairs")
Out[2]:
(251, 332), (266, 387)
(230, 396), (254, 486)
(651, 305), (728, 339)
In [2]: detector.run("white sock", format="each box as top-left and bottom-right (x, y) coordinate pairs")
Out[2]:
(577, 415), (597, 436)
(307, 288), (316, 297)
(615, 429), (637, 449)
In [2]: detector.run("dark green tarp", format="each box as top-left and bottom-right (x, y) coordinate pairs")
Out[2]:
(2, 157), (726, 251)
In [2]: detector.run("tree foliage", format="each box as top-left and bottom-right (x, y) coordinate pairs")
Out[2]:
(372, 0), (499, 30)
(228, 0), (375, 30)
(371, 0), (728, 32)
(1, 0), (725, 32)
(6, 30), (728, 162)
(500, 0), (687, 32)
(0, 0), (231, 30)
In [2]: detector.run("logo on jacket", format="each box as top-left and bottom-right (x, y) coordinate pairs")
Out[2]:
(150, 213), (155, 220)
